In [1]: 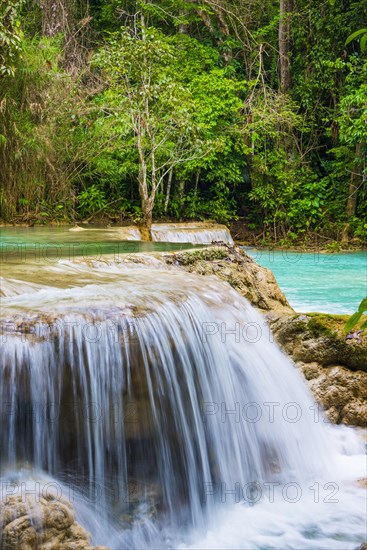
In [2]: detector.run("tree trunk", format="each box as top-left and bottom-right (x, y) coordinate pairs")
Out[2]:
(39, 0), (89, 69)
(347, 142), (363, 218)
(342, 142), (364, 242)
(194, 170), (200, 193)
(164, 169), (173, 214)
(140, 198), (153, 241)
(40, 0), (69, 37)
(279, 0), (292, 94)
(178, 180), (185, 212)
(179, 8), (188, 34)
(278, 0), (295, 212)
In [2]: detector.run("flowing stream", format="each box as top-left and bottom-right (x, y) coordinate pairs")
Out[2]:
(0, 231), (365, 549)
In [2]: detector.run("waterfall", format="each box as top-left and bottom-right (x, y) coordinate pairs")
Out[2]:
(151, 223), (234, 245)
(0, 261), (365, 549)
(67, 222), (235, 245)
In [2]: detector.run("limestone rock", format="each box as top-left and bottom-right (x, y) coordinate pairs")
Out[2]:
(162, 246), (293, 316)
(269, 313), (366, 427)
(269, 313), (367, 426)
(305, 366), (367, 426)
(0, 494), (108, 550)
(342, 400), (367, 427)
(272, 313), (367, 371)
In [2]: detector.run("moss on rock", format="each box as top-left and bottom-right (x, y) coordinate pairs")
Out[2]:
(272, 314), (367, 426)
(272, 313), (367, 371)
(162, 245), (293, 315)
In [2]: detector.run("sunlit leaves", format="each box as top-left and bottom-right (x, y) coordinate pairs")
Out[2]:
(345, 297), (367, 332)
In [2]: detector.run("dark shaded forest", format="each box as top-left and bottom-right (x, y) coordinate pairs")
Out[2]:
(1, 0), (366, 244)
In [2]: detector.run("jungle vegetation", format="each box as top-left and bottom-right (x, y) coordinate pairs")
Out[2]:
(0, 0), (366, 242)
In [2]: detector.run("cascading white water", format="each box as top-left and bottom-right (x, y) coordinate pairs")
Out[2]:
(0, 259), (365, 549)
(151, 223), (234, 245)
(69, 222), (235, 245)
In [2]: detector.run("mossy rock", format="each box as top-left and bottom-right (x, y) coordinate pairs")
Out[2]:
(273, 313), (367, 371)
(162, 245), (293, 315)
(164, 246), (230, 266)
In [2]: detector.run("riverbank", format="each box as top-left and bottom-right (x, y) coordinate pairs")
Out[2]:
(230, 219), (367, 252)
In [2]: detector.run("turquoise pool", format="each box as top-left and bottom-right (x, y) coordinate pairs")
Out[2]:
(0, 226), (201, 263)
(246, 248), (367, 314)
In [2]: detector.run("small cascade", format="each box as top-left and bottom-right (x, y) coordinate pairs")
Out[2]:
(151, 223), (234, 245)
(68, 223), (235, 245)
(0, 260), (365, 549)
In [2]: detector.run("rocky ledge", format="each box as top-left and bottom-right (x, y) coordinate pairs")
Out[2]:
(0, 493), (108, 550)
(161, 246), (367, 427)
(161, 246), (292, 316)
(272, 313), (367, 427)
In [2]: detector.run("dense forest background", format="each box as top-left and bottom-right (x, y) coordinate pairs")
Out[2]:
(1, 0), (366, 243)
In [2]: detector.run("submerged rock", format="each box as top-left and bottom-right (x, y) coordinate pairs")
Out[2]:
(0, 494), (108, 550)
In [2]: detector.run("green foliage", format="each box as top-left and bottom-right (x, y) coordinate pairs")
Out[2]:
(77, 185), (107, 216)
(337, 60), (367, 145)
(85, 28), (243, 224)
(345, 28), (367, 52)
(345, 297), (367, 332)
(166, 182), (237, 223)
(0, 0), (23, 76)
(245, 92), (328, 238)
(0, 0), (366, 237)
(0, 36), (85, 221)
